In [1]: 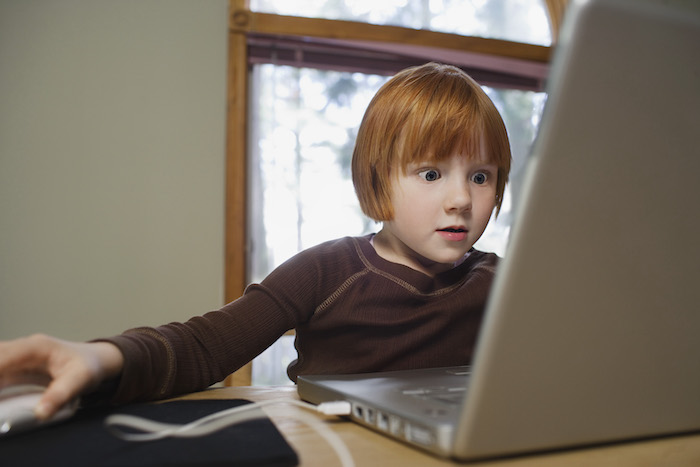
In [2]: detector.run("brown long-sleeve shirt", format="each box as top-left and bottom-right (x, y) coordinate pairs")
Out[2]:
(100, 235), (498, 403)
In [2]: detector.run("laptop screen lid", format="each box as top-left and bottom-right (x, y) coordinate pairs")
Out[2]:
(299, 0), (700, 461)
(454, 0), (700, 459)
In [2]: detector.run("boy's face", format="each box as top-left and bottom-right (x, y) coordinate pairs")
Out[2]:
(376, 144), (497, 276)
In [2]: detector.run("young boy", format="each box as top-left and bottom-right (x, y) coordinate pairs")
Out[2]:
(0, 62), (511, 419)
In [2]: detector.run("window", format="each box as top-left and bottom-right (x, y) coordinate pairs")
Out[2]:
(250, 0), (552, 46)
(248, 66), (385, 285)
(226, 0), (558, 385)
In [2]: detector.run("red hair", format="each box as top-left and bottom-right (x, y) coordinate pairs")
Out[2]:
(352, 63), (512, 220)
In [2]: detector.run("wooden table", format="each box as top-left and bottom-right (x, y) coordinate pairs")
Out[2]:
(178, 385), (700, 466)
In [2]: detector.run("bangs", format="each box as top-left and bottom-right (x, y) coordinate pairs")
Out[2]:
(396, 113), (487, 172)
(391, 74), (507, 174)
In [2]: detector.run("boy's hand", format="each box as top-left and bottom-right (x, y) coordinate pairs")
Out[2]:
(0, 334), (124, 420)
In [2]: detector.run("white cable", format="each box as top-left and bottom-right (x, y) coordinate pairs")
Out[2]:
(105, 399), (354, 467)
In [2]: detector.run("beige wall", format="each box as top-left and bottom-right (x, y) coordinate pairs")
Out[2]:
(0, 0), (228, 340)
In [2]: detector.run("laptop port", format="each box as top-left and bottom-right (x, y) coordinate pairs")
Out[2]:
(352, 404), (364, 419)
(389, 416), (403, 436)
(376, 412), (389, 431)
(406, 424), (434, 446)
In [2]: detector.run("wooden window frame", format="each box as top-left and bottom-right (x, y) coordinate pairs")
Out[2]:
(224, 0), (566, 385)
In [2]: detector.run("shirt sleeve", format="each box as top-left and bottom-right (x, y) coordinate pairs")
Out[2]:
(94, 238), (348, 404)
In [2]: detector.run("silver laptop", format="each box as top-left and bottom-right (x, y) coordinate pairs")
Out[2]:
(298, 0), (700, 460)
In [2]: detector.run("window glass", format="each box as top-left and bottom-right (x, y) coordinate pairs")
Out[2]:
(248, 64), (546, 385)
(250, 0), (552, 46)
(248, 66), (385, 285)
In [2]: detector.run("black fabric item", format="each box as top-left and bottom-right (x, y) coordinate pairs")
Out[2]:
(0, 399), (298, 467)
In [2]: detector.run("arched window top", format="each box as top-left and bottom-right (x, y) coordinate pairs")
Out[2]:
(250, 0), (553, 46)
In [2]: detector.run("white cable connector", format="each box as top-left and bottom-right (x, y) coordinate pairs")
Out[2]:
(316, 401), (352, 416)
(105, 398), (355, 467)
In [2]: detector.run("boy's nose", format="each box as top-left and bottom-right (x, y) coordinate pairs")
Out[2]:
(445, 179), (472, 212)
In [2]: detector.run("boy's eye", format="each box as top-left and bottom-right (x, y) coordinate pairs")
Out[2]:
(418, 169), (440, 182)
(471, 172), (488, 185)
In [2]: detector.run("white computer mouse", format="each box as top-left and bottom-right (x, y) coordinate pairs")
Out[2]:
(0, 383), (78, 437)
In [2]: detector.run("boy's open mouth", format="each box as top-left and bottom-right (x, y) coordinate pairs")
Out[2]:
(437, 227), (469, 241)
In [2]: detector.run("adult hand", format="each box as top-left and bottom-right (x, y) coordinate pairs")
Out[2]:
(0, 334), (123, 420)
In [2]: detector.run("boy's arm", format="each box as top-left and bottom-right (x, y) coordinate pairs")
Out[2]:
(96, 240), (349, 403)
(98, 284), (301, 404)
